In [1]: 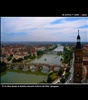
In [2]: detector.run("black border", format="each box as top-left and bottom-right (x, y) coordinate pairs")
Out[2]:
(1, 10), (88, 96)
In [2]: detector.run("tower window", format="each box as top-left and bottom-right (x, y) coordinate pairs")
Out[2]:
(77, 72), (80, 78)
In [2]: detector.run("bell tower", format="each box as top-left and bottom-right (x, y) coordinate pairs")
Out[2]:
(73, 30), (83, 83)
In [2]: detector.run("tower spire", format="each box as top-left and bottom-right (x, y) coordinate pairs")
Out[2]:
(76, 30), (81, 49)
(77, 30), (80, 39)
(73, 29), (83, 83)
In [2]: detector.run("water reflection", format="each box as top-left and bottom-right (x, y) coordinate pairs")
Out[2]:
(31, 54), (62, 65)
(54, 67), (60, 72)
(1, 70), (48, 83)
(13, 66), (19, 70)
(30, 65), (36, 72)
(41, 66), (49, 73)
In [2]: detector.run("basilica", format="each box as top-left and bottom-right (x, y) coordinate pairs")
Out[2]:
(73, 30), (88, 83)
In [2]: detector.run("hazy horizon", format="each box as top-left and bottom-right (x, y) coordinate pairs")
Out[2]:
(1, 40), (88, 43)
(1, 17), (88, 42)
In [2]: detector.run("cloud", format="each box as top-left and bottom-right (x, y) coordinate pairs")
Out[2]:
(1, 17), (88, 42)
(1, 17), (63, 33)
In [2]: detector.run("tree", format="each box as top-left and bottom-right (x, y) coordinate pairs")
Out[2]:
(1, 61), (6, 66)
(65, 72), (71, 78)
(0, 61), (7, 73)
(63, 46), (74, 64)
(42, 80), (46, 83)
(58, 68), (64, 76)
(47, 76), (53, 83)
(37, 51), (44, 56)
(48, 72), (53, 76)
(60, 58), (63, 61)
(7, 56), (12, 61)
(51, 75), (58, 81)
(33, 54), (36, 57)
(47, 72), (58, 83)
(66, 67), (70, 72)
(12, 58), (17, 63)
(17, 58), (23, 62)
(60, 77), (66, 83)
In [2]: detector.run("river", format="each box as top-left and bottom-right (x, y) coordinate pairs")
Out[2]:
(1, 45), (63, 84)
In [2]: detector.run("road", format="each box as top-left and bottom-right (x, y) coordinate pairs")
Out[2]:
(52, 76), (61, 84)
(65, 53), (74, 83)
(52, 53), (74, 84)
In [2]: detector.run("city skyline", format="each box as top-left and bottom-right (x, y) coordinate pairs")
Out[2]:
(1, 17), (88, 42)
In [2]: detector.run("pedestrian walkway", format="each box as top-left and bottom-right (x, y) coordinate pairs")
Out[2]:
(52, 76), (61, 84)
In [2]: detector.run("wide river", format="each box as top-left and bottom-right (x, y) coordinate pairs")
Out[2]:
(1, 46), (63, 84)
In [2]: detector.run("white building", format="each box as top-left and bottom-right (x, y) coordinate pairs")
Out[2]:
(35, 46), (45, 51)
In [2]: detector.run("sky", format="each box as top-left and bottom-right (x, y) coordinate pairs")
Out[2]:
(1, 17), (88, 42)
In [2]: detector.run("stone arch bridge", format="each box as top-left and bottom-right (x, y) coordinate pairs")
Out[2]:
(7, 63), (67, 72)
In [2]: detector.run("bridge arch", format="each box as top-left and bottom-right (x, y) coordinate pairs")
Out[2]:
(41, 66), (50, 73)
(7, 63), (66, 72)
(30, 65), (36, 71)
(54, 67), (60, 72)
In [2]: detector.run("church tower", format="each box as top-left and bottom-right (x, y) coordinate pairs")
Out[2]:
(73, 30), (83, 83)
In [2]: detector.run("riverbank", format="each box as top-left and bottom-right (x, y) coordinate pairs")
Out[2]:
(1, 45), (63, 83)
(1, 69), (48, 83)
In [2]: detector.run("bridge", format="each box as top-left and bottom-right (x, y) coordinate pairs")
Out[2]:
(7, 62), (67, 72)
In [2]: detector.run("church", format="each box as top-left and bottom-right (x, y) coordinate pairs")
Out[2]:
(73, 30), (88, 83)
